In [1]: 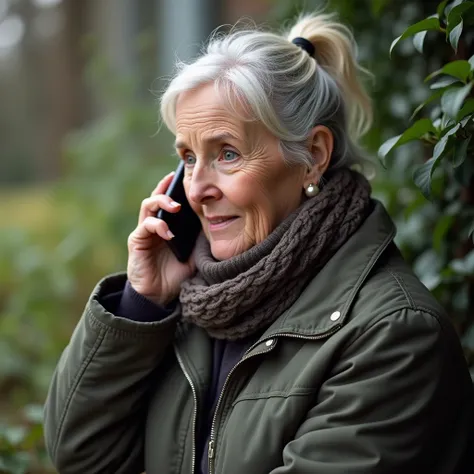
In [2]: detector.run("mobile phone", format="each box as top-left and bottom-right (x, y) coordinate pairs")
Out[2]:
(157, 161), (202, 262)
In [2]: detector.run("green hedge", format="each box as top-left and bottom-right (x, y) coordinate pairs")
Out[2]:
(1, 1), (473, 471)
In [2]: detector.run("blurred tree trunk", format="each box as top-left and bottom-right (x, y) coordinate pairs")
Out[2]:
(156, 0), (222, 76)
(38, 0), (89, 181)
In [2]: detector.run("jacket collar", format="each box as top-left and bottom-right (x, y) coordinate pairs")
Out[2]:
(257, 200), (396, 340)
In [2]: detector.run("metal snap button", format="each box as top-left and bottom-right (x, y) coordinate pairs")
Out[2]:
(265, 339), (274, 347)
(330, 311), (341, 321)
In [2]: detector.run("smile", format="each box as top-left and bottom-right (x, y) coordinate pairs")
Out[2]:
(207, 216), (239, 231)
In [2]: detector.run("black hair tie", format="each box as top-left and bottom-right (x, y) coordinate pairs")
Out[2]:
(292, 37), (315, 57)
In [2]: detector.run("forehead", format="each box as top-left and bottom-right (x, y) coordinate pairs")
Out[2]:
(175, 83), (251, 131)
(177, 82), (226, 112)
(174, 83), (277, 149)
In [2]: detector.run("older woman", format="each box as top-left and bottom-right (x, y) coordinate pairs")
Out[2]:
(44, 12), (474, 474)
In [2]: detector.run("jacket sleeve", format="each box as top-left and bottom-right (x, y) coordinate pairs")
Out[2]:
(43, 273), (181, 474)
(270, 308), (474, 474)
(103, 278), (177, 322)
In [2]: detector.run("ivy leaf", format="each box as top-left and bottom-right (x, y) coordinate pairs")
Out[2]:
(378, 136), (401, 163)
(434, 123), (459, 159)
(441, 82), (474, 118)
(460, 114), (473, 127)
(446, 1), (474, 32)
(413, 31), (428, 53)
(437, 0), (450, 18)
(430, 77), (461, 89)
(457, 98), (474, 120)
(449, 19), (463, 52)
(431, 107), (443, 123)
(443, 122), (461, 139)
(445, 0), (464, 15)
(469, 54), (474, 70)
(426, 60), (472, 82)
(452, 136), (471, 168)
(378, 119), (436, 161)
(415, 123), (461, 198)
(413, 157), (439, 200)
(439, 113), (454, 130)
(390, 17), (440, 56)
(410, 90), (444, 119)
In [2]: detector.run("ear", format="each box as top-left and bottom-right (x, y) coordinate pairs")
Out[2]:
(304, 125), (334, 187)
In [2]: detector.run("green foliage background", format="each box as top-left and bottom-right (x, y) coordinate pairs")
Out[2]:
(0, 0), (473, 472)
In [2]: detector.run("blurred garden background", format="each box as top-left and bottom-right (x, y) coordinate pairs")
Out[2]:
(0, 0), (473, 472)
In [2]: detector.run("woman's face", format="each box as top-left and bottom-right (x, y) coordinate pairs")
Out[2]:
(174, 83), (315, 261)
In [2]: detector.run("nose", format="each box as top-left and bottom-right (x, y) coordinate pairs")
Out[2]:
(186, 163), (222, 205)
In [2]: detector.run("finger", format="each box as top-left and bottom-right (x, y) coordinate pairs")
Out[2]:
(138, 194), (181, 224)
(151, 171), (176, 197)
(129, 216), (174, 249)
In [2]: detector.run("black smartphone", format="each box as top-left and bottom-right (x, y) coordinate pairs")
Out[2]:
(157, 161), (202, 262)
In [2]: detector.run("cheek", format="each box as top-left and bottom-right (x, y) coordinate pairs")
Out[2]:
(183, 175), (199, 211)
(234, 164), (303, 229)
(227, 172), (280, 226)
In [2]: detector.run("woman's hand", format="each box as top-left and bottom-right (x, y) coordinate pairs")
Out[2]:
(127, 171), (196, 306)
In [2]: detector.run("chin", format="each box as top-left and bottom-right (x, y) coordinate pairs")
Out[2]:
(210, 241), (247, 261)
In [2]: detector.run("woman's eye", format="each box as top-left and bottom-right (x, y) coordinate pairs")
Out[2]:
(184, 155), (196, 166)
(221, 150), (239, 162)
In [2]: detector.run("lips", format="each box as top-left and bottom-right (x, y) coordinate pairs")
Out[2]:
(206, 215), (239, 230)
(207, 216), (236, 224)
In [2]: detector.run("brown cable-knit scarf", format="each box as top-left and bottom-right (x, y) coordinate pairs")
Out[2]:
(179, 168), (372, 340)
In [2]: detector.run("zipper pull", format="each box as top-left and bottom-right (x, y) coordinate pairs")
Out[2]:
(208, 439), (215, 460)
(208, 439), (215, 473)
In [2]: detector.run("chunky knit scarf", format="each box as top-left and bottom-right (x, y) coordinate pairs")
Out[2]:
(179, 168), (371, 340)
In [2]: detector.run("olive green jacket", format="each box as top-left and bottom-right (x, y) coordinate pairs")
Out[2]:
(44, 201), (474, 474)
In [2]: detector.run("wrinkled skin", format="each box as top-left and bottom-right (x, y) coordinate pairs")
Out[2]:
(126, 82), (333, 305)
(175, 82), (333, 260)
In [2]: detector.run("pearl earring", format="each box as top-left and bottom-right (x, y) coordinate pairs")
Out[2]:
(305, 183), (319, 197)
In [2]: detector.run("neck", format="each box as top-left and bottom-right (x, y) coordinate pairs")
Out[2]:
(195, 202), (303, 285)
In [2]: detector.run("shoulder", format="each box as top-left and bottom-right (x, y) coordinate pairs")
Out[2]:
(347, 242), (463, 357)
(352, 243), (443, 319)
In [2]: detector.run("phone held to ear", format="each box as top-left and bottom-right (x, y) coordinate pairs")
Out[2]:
(157, 161), (202, 262)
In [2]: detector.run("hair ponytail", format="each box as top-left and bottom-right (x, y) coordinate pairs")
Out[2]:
(287, 13), (373, 140)
(161, 11), (375, 175)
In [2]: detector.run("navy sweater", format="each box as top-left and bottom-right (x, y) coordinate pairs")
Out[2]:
(101, 280), (255, 474)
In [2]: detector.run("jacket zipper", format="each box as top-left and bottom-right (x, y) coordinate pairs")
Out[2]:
(174, 345), (199, 474)
(207, 326), (341, 474)
(207, 344), (274, 474)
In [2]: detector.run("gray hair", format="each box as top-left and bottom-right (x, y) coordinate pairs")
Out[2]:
(160, 12), (373, 173)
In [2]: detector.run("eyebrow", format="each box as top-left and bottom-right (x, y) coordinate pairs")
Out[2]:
(174, 132), (238, 149)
